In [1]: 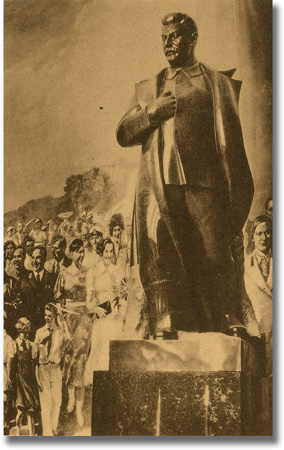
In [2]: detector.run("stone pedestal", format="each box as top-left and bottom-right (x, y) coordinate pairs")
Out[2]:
(91, 333), (265, 436)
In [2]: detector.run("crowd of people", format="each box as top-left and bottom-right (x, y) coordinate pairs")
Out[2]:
(3, 211), (131, 436)
(3, 196), (273, 435)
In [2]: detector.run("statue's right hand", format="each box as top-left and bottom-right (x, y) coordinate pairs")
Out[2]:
(148, 91), (176, 122)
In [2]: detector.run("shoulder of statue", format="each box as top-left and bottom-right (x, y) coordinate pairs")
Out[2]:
(134, 68), (167, 105)
(201, 62), (242, 99)
(135, 68), (167, 87)
(201, 62), (240, 80)
(135, 68), (167, 94)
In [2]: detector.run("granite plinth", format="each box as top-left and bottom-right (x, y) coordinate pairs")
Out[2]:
(91, 334), (264, 436)
(109, 333), (263, 374)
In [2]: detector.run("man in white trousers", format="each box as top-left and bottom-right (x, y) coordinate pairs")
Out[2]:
(34, 303), (65, 436)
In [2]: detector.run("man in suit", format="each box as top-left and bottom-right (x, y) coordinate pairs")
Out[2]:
(6, 246), (33, 337)
(117, 12), (254, 338)
(30, 246), (56, 331)
(45, 235), (72, 276)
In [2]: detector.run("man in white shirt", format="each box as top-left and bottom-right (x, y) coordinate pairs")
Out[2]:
(45, 235), (72, 275)
(34, 303), (65, 436)
(14, 221), (26, 246)
(24, 236), (35, 271)
(29, 219), (47, 247)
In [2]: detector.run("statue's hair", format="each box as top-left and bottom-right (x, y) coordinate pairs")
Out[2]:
(162, 13), (198, 35)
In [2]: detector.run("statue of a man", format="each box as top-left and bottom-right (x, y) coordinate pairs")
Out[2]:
(117, 13), (254, 339)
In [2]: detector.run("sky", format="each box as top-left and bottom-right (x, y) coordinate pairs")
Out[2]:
(4, 0), (272, 216)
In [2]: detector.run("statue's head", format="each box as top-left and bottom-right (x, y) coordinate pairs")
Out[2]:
(161, 13), (198, 68)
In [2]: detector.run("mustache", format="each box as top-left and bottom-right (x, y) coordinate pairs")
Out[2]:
(165, 47), (178, 53)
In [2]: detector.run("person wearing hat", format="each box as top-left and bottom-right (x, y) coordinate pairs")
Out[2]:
(29, 218), (47, 248)
(58, 219), (69, 240)
(9, 317), (39, 436)
(108, 214), (128, 270)
(4, 226), (18, 245)
(117, 12), (254, 338)
(46, 220), (56, 246)
(86, 212), (94, 227)
(80, 210), (89, 236)
(73, 218), (84, 239)
(14, 221), (26, 247)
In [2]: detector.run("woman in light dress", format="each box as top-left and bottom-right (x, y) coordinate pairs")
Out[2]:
(83, 227), (103, 269)
(84, 238), (125, 386)
(54, 238), (92, 428)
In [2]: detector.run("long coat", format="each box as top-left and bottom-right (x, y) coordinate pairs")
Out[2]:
(117, 63), (254, 330)
(244, 254), (273, 336)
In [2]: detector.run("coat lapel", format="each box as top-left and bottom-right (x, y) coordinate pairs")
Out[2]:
(247, 253), (272, 297)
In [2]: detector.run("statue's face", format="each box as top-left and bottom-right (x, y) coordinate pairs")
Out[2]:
(162, 29), (193, 67)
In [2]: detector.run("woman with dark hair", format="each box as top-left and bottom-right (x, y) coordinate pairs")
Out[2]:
(108, 213), (128, 269)
(54, 238), (92, 428)
(84, 227), (103, 269)
(4, 240), (17, 277)
(84, 238), (125, 385)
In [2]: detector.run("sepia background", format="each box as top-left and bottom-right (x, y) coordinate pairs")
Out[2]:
(4, 0), (272, 219)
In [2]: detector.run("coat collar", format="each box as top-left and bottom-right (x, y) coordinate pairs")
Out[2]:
(164, 61), (204, 80)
